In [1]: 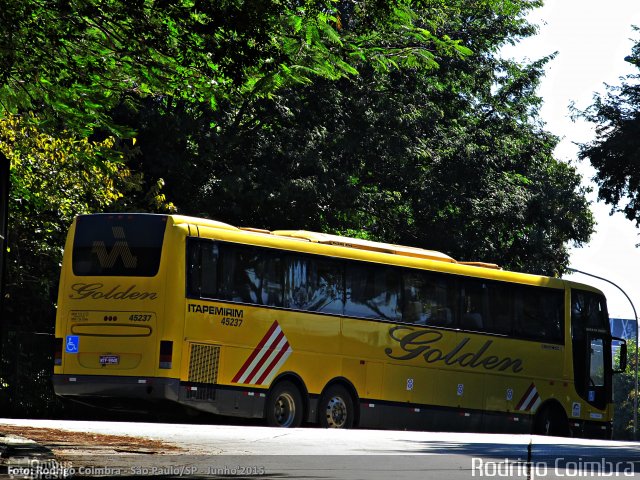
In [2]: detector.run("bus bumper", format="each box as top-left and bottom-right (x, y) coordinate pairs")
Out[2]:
(53, 374), (180, 403)
(569, 419), (613, 439)
(52, 374), (266, 419)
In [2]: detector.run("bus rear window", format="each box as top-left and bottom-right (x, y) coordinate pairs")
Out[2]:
(72, 214), (167, 277)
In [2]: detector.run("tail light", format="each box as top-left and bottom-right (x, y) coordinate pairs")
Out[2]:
(54, 337), (63, 366)
(159, 340), (173, 369)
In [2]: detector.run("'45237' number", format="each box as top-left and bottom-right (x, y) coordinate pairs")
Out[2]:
(221, 317), (242, 327)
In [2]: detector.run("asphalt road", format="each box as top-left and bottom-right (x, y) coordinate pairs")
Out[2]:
(2, 419), (640, 479)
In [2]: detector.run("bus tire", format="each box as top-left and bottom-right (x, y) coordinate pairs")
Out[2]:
(533, 404), (569, 437)
(265, 381), (303, 428)
(319, 384), (354, 429)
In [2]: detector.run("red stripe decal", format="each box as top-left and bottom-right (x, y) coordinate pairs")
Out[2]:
(244, 330), (286, 384)
(232, 321), (279, 383)
(515, 383), (535, 411)
(525, 392), (540, 411)
(254, 339), (290, 385)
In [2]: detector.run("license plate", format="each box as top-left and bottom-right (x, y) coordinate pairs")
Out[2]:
(99, 355), (120, 365)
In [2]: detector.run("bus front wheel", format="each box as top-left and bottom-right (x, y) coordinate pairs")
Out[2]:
(265, 381), (303, 428)
(319, 384), (354, 429)
(533, 404), (569, 437)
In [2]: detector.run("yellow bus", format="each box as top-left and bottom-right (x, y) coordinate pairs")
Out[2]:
(53, 213), (625, 437)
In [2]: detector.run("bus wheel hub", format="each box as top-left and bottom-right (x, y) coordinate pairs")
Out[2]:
(325, 396), (347, 428)
(275, 393), (296, 427)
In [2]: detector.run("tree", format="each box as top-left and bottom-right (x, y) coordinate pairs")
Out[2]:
(613, 340), (639, 439)
(0, 114), (176, 415)
(122, 0), (593, 276)
(577, 27), (640, 226)
(0, 115), (135, 320)
(0, 0), (467, 136)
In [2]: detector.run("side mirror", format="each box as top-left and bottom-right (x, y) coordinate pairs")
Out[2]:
(612, 337), (627, 374)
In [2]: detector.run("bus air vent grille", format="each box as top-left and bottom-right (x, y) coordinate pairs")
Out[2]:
(188, 343), (220, 384)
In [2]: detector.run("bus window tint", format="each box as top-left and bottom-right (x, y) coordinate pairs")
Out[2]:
(345, 263), (402, 321)
(284, 255), (344, 314)
(218, 245), (283, 307)
(185, 239), (567, 343)
(590, 338), (605, 387)
(187, 240), (202, 297)
(403, 271), (457, 327)
(572, 290), (608, 329)
(516, 287), (564, 343)
(486, 282), (514, 335)
(72, 214), (167, 277)
(461, 279), (487, 330)
(187, 240), (218, 298)
(200, 242), (218, 298)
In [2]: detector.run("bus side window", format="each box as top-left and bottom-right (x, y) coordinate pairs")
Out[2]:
(461, 279), (486, 331)
(485, 282), (513, 335)
(516, 289), (541, 339)
(218, 245), (283, 307)
(345, 263), (402, 321)
(187, 240), (203, 297)
(402, 270), (456, 327)
(199, 242), (218, 298)
(515, 287), (563, 342)
(283, 255), (344, 314)
(541, 292), (564, 341)
(186, 239), (218, 299)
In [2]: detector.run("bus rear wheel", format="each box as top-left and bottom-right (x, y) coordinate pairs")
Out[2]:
(319, 385), (354, 429)
(533, 405), (569, 437)
(265, 381), (303, 428)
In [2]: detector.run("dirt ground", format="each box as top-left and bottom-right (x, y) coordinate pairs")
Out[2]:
(0, 425), (180, 455)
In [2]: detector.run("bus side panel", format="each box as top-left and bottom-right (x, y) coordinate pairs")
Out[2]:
(343, 318), (570, 432)
(181, 303), (343, 406)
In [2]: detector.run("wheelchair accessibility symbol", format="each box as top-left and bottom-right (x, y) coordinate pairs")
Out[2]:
(66, 335), (79, 354)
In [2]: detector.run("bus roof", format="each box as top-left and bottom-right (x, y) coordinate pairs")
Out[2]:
(170, 215), (502, 271)
(269, 230), (460, 264)
(116, 213), (581, 290)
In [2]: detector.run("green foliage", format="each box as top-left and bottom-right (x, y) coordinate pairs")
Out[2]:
(0, 114), (178, 415)
(0, 0), (468, 136)
(613, 340), (640, 440)
(126, 0), (592, 276)
(0, 115), (140, 415)
(0, 115), (134, 328)
(576, 27), (640, 226)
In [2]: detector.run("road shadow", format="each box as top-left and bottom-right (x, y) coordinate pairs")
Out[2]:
(0, 432), (56, 476)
